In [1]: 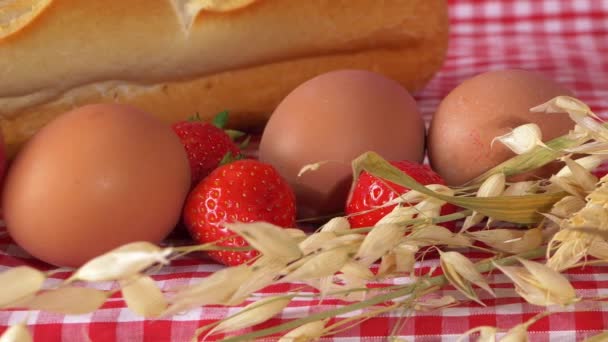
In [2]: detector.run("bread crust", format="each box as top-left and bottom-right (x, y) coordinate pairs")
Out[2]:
(0, 0), (449, 156)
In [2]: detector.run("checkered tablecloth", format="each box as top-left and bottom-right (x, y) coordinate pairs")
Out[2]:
(2, 0), (608, 341)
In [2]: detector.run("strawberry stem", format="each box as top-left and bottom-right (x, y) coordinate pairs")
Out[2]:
(225, 129), (246, 140)
(218, 152), (244, 167)
(187, 112), (202, 122)
(238, 135), (252, 149)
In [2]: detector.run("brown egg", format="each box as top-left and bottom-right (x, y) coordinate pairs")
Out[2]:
(259, 69), (425, 218)
(428, 69), (575, 186)
(2, 104), (191, 267)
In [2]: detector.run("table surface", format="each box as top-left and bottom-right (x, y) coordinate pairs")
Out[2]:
(2, 1), (608, 341)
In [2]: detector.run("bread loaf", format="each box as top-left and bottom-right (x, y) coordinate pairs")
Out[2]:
(0, 0), (449, 157)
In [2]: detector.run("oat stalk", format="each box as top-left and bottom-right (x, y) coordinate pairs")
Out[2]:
(221, 247), (547, 342)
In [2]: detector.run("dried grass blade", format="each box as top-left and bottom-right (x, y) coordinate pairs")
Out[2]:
(493, 264), (547, 306)
(376, 206), (416, 225)
(163, 265), (252, 316)
(299, 232), (337, 255)
(441, 259), (485, 306)
(332, 275), (367, 302)
(68, 242), (171, 283)
(440, 251), (495, 298)
(503, 181), (537, 196)
(459, 191), (567, 224)
(279, 247), (352, 283)
(414, 295), (458, 311)
(582, 331), (608, 342)
(317, 276), (335, 301)
(557, 155), (607, 178)
(575, 115), (608, 141)
(229, 257), (288, 302)
(587, 182), (608, 204)
(121, 275), (167, 318)
(462, 212), (485, 231)
(352, 151), (565, 224)
(547, 242), (587, 271)
(531, 95), (599, 123)
(499, 312), (552, 342)
(315, 234), (365, 253)
(588, 239), (608, 260)
(499, 324), (529, 342)
(549, 174), (586, 198)
(227, 222), (302, 261)
(0, 266), (46, 308)
(534, 96), (608, 141)
(566, 141), (608, 154)
(204, 295), (293, 338)
(559, 156), (598, 191)
(340, 261), (374, 281)
(355, 224), (405, 266)
(285, 229), (307, 241)
(278, 319), (327, 342)
(320, 217), (350, 233)
(542, 213), (564, 227)
(469, 228), (542, 254)
(550, 196), (586, 218)
(408, 225), (471, 247)
(22, 287), (110, 315)
(469, 229), (522, 246)
(394, 243), (418, 273)
(492, 123), (546, 154)
(570, 206), (608, 230)
(530, 95), (592, 114)
(547, 230), (590, 271)
(297, 161), (330, 177)
(386, 184), (454, 206)
(467, 128), (585, 185)
(0, 323), (32, 342)
(477, 173), (506, 198)
(414, 198), (445, 219)
(517, 258), (577, 304)
(377, 252), (397, 277)
(494, 260), (577, 306)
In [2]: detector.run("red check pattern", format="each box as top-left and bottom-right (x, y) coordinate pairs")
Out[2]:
(2, 1), (608, 341)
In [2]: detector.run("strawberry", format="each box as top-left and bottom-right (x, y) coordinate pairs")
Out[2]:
(172, 111), (242, 186)
(345, 160), (458, 229)
(183, 159), (296, 266)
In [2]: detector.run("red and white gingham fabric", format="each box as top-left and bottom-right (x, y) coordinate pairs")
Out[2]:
(2, 1), (608, 341)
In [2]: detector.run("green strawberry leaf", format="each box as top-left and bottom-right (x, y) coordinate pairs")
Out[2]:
(212, 110), (230, 129)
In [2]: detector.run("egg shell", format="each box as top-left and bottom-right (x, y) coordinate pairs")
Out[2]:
(428, 69), (575, 186)
(2, 103), (191, 268)
(258, 69), (425, 218)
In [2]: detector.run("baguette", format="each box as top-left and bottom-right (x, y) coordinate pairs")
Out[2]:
(0, 0), (449, 157)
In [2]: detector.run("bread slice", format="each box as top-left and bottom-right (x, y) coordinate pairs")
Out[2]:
(0, 0), (449, 157)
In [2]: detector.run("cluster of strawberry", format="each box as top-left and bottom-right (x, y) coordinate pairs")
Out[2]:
(172, 112), (296, 266)
(173, 113), (452, 266)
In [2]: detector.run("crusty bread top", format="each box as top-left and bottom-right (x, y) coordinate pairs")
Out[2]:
(0, 0), (448, 117)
